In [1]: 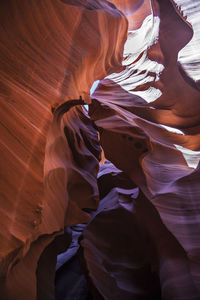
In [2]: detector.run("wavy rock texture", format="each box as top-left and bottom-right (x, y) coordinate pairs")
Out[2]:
(86, 0), (200, 298)
(0, 0), (127, 299)
(1, 0), (200, 299)
(82, 162), (161, 300)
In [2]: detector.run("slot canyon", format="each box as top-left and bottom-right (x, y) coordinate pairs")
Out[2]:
(0, 0), (200, 299)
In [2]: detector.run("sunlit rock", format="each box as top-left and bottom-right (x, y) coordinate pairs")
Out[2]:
(0, 0), (200, 299)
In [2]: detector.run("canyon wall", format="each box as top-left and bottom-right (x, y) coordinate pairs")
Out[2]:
(0, 0), (200, 299)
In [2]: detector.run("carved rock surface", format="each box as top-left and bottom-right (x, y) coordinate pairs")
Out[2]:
(1, 0), (200, 299)
(82, 163), (161, 300)
(88, 0), (200, 297)
(0, 0), (127, 298)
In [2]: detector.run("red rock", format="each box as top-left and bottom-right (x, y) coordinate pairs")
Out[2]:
(1, 0), (200, 299)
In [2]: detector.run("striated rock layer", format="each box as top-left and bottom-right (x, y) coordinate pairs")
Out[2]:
(0, 0), (127, 299)
(87, 0), (200, 298)
(0, 0), (200, 299)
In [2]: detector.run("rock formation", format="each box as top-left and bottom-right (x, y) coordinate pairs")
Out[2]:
(0, 0), (200, 299)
